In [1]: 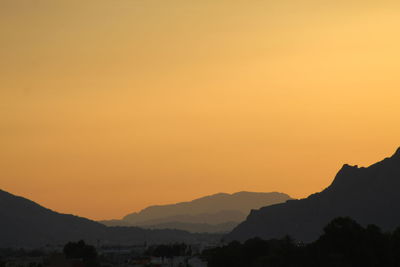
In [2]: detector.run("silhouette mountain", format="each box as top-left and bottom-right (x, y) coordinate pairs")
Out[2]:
(0, 189), (219, 248)
(100, 192), (291, 233)
(227, 147), (400, 242)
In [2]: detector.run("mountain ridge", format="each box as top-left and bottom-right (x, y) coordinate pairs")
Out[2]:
(100, 191), (292, 232)
(123, 191), (291, 221)
(227, 147), (400, 242)
(0, 189), (220, 248)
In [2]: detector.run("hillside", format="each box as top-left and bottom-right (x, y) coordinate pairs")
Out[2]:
(100, 192), (292, 233)
(0, 190), (219, 248)
(227, 148), (400, 242)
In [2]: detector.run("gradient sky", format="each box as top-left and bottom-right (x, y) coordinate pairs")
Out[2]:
(1, 0), (400, 220)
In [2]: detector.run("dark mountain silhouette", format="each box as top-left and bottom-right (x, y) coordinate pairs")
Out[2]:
(227, 147), (400, 242)
(0, 189), (219, 248)
(100, 192), (291, 233)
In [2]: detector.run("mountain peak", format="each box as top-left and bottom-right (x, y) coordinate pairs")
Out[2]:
(228, 147), (400, 243)
(335, 163), (360, 177)
(327, 163), (360, 190)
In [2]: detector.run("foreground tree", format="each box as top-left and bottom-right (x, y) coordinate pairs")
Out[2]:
(63, 240), (99, 267)
(204, 217), (400, 267)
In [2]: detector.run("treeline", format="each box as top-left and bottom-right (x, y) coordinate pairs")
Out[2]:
(0, 248), (45, 259)
(0, 248), (45, 267)
(203, 217), (400, 267)
(145, 243), (191, 258)
(63, 240), (99, 267)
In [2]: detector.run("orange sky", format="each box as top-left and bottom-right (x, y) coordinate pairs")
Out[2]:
(1, 0), (400, 220)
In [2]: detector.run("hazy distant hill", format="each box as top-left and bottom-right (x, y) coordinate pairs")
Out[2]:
(227, 148), (400, 242)
(0, 190), (220, 248)
(102, 210), (244, 233)
(100, 192), (292, 233)
(129, 210), (246, 226)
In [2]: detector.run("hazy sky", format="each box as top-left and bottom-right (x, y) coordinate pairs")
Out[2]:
(1, 0), (400, 220)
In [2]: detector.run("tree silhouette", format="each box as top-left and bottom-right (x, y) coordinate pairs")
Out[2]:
(204, 217), (400, 267)
(63, 240), (99, 267)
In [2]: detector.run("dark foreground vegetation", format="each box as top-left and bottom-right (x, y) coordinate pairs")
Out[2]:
(204, 217), (400, 267)
(0, 241), (202, 267)
(4, 217), (400, 266)
(145, 243), (191, 258)
(63, 240), (99, 267)
(0, 241), (100, 267)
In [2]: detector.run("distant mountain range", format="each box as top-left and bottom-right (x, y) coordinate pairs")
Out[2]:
(227, 147), (400, 242)
(100, 192), (292, 233)
(0, 189), (220, 248)
(6, 147), (398, 247)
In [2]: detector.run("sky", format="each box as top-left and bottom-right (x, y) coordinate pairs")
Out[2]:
(1, 0), (400, 220)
